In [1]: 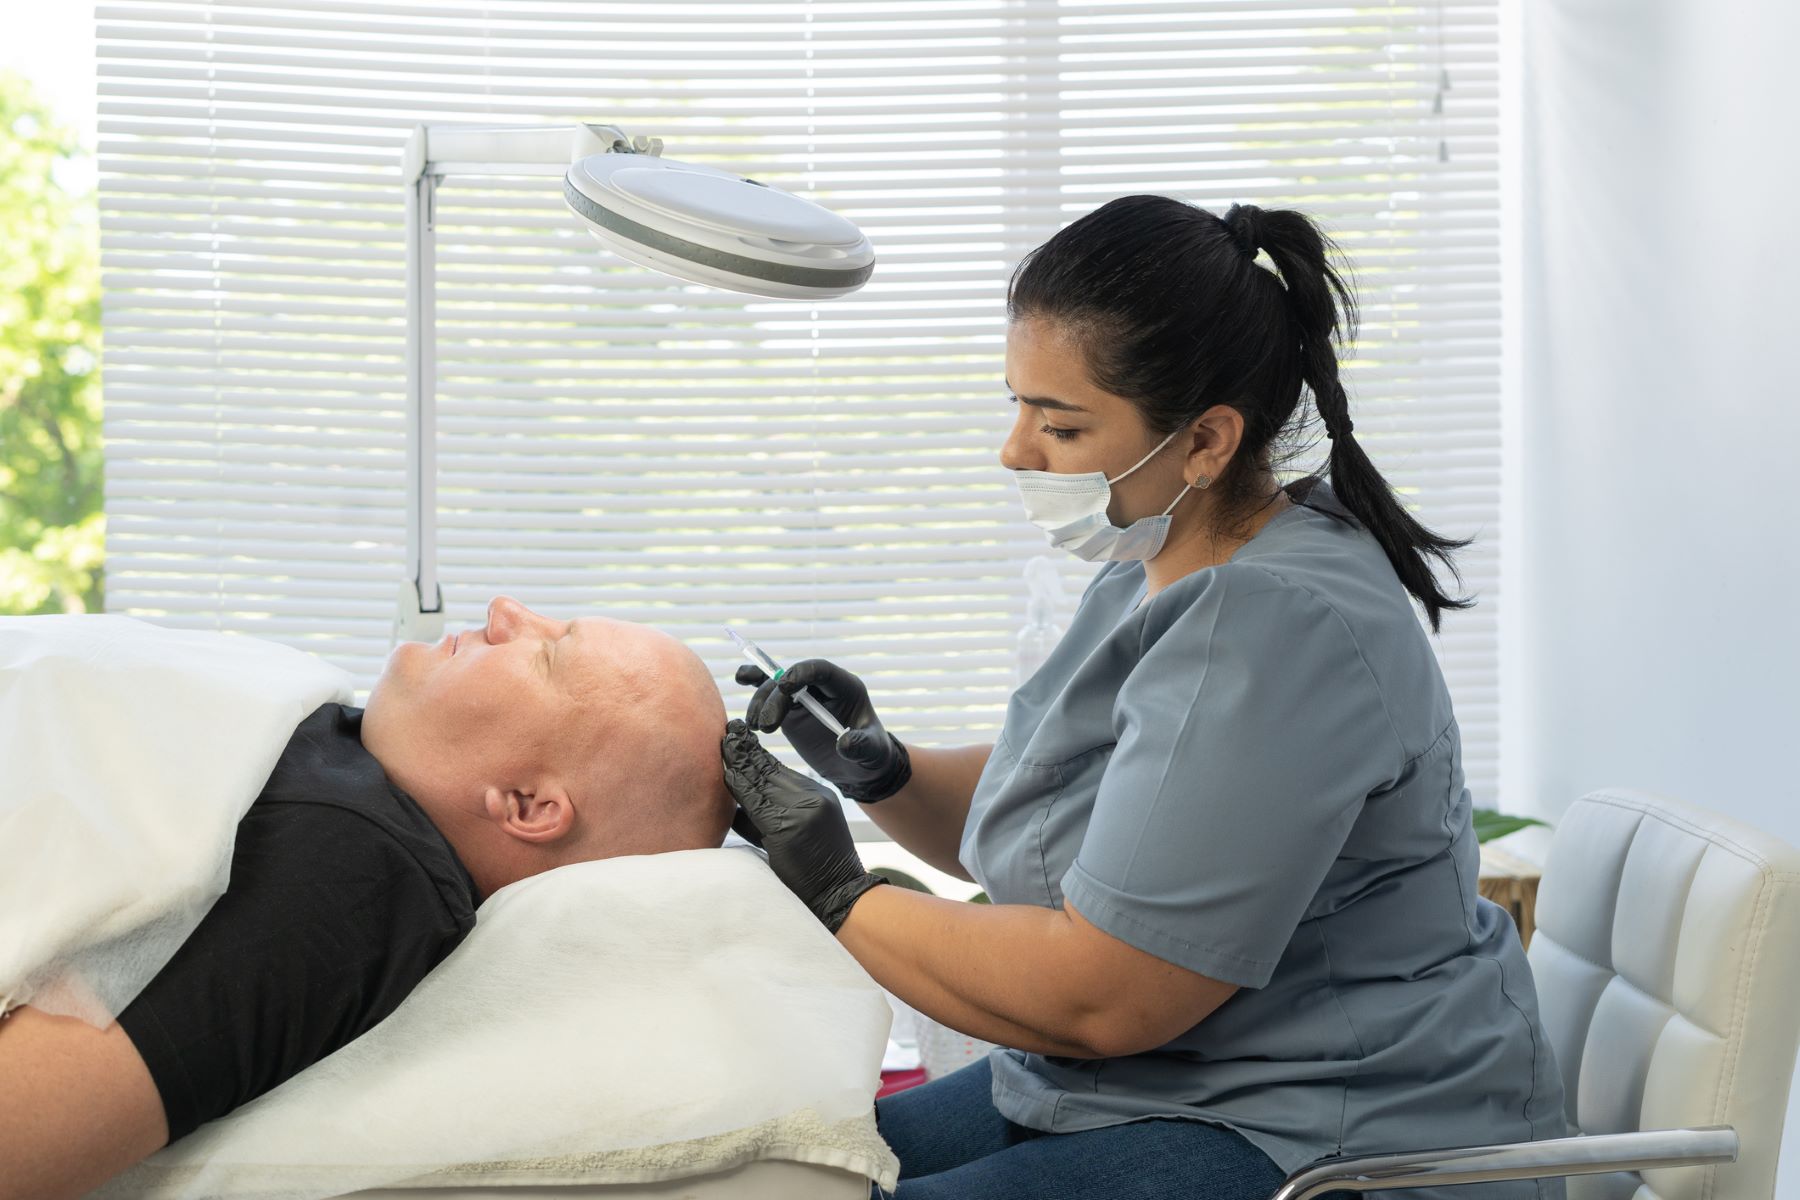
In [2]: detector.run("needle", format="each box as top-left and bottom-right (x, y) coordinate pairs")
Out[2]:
(724, 627), (849, 738)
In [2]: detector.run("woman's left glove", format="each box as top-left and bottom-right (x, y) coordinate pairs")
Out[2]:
(721, 719), (887, 933)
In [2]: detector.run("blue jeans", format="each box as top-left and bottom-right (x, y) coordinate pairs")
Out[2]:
(872, 1056), (1295, 1199)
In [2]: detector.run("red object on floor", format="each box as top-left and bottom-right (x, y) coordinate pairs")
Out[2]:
(877, 1067), (929, 1098)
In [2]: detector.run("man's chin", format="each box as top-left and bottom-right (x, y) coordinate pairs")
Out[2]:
(361, 651), (412, 726)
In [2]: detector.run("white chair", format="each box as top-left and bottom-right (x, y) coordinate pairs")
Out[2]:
(1272, 788), (1800, 1199)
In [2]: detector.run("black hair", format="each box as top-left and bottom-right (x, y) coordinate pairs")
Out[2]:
(1006, 194), (1475, 634)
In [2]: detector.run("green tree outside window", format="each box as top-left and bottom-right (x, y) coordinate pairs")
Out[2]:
(1, 70), (102, 615)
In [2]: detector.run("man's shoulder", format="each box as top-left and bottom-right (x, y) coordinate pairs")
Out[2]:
(245, 702), (477, 922)
(117, 706), (477, 1142)
(259, 706), (394, 821)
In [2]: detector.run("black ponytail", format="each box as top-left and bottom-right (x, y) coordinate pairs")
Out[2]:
(1239, 203), (1475, 633)
(1007, 194), (1475, 634)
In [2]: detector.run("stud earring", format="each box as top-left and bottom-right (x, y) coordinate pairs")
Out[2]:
(1196, 474), (1211, 490)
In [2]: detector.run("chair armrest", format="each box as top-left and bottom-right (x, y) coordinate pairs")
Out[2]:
(1268, 1126), (1738, 1200)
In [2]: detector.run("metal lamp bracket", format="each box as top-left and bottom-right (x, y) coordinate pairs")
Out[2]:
(399, 121), (650, 643)
(391, 578), (444, 649)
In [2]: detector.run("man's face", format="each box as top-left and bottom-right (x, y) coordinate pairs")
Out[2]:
(362, 595), (700, 805)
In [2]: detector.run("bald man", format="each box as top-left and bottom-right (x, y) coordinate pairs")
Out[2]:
(0, 598), (733, 1200)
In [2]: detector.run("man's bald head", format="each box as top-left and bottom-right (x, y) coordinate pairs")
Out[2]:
(360, 596), (733, 898)
(560, 630), (732, 861)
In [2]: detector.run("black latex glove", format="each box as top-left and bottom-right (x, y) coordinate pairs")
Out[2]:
(736, 658), (912, 804)
(721, 719), (888, 934)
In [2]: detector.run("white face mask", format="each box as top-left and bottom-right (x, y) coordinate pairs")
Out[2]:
(1012, 427), (1196, 563)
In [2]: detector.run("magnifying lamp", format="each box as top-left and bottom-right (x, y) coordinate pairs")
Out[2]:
(564, 135), (873, 299)
(394, 123), (874, 644)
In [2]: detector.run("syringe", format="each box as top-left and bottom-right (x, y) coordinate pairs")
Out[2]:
(724, 627), (849, 739)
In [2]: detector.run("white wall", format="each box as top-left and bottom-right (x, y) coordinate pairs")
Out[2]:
(1509, 0), (1800, 1192)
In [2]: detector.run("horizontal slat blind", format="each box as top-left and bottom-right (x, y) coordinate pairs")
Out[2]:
(100, 0), (1503, 805)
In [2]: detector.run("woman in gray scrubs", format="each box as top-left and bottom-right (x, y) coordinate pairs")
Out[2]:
(722, 195), (1568, 1200)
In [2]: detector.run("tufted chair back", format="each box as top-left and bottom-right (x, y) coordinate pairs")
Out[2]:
(1526, 789), (1800, 1200)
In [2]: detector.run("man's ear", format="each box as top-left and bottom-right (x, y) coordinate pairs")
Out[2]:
(481, 782), (576, 845)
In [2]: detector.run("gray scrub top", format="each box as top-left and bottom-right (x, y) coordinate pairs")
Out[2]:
(960, 478), (1568, 1199)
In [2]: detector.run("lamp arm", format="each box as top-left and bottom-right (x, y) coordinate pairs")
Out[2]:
(403, 121), (659, 184)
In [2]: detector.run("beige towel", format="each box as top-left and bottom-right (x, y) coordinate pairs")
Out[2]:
(117, 1108), (899, 1196)
(99, 850), (898, 1200)
(390, 1107), (898, 1193)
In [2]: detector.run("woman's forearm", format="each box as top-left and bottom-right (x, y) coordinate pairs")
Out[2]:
(836, 885), (1105, 1057)
(857, 743), (991, 881)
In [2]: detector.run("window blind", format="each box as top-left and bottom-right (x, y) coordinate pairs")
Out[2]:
(98, 0), (1504, 812)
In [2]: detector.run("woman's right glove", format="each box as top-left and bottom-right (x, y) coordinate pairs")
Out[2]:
(737, 658), (912, 804)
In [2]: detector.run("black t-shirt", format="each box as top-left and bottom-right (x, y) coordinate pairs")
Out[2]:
(116, 702), (478, 1143)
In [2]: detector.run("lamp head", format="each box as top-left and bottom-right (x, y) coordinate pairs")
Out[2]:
(563, 151), (874, 300)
